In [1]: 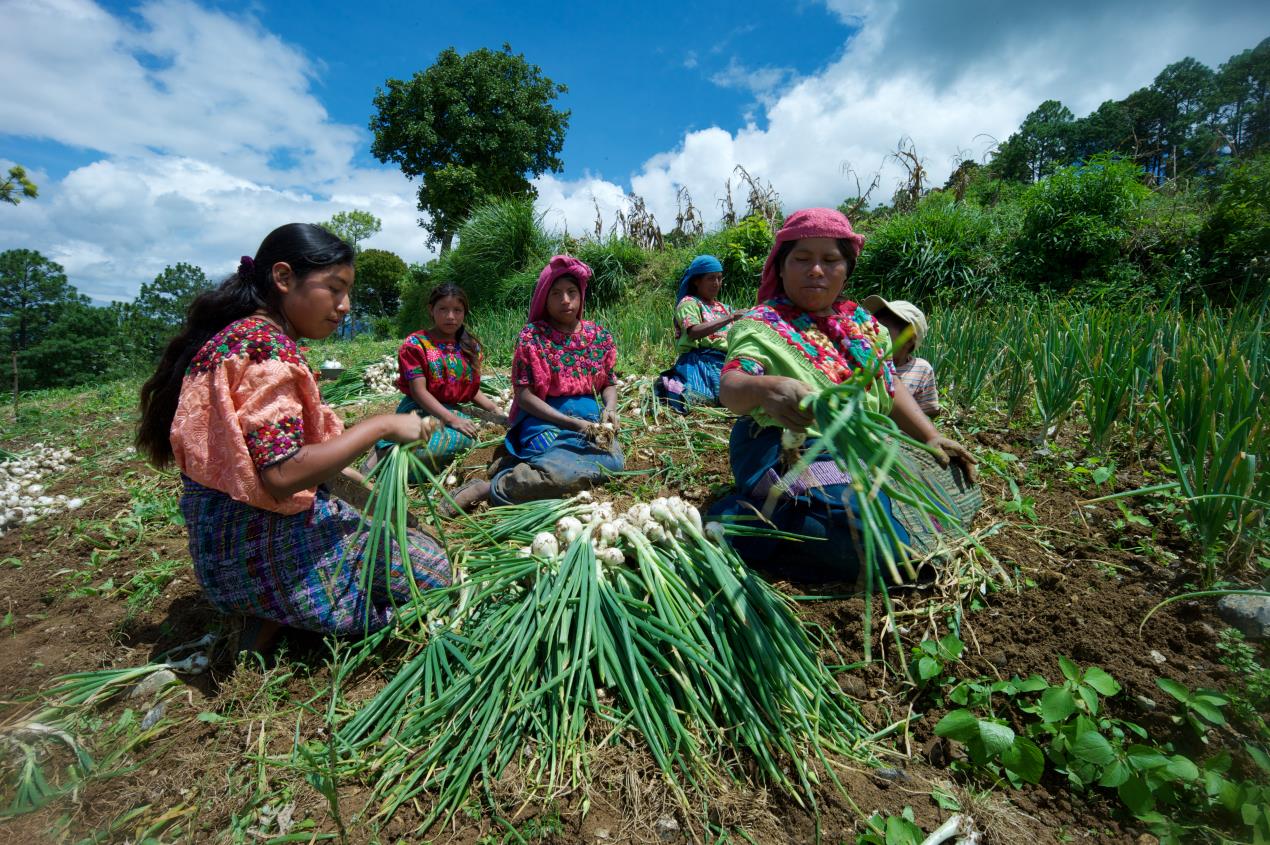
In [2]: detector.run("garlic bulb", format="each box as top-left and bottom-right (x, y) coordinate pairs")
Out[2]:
(530, 532), (559, 560)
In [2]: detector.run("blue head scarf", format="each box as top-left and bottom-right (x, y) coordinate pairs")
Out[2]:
(675, 254), (724, 303)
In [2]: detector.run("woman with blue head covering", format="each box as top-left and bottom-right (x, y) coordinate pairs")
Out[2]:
(655, 254), (737, 410)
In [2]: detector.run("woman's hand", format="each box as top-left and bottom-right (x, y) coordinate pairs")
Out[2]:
(601, 407), (619, 430)
(447, 415), (480, 439)
(759, 378), (815, 431)
(925, 434), (978, 481)
(380, 413), (438, 444)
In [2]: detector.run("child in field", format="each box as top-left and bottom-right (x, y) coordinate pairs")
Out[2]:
(378, 283), (506, 510)
(862, 295), (942, 419)
(656, 254), (737, 410)
(489, 256), (624, 505)
(136, 223), (451, 652)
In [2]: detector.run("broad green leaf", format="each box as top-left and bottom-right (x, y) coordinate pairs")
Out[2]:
(1002, 736), (1045, 784)
(1118, 774), (1155, 816)
(1127, 744), (1169, 770)
(1164, 755), (1199, 782)
(197, 712), (226, 724)
(1081, 667), (1121, 696)
(1040, 687), (1076, 723)
(978, 720), (1016, 757)
(1092, 465), (1114, 485)
(1077, 683), (1100, 716)
(1098, 758), (1131, 788)
(1072, 730), (1116, 766)
(938, 633), (964, 659)
(1155, 677), (1190, 703)
(1188, 699), (1226, 726)
(935, 709), (980, 742)
(917, 656), (940, 680)
(1058, 656), (1080, 682)
(1245, 743), (1270, 774)
(885, 814), (923, 845)
(1015, 675), (1049, 693)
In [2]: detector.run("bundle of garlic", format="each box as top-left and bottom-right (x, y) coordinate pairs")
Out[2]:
(516, 493), (706, 573)
(361, 355), (399, 395)
(334, 491), (874, 829)
(0, 445), (82, 536)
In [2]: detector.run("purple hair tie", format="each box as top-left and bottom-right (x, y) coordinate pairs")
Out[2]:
(238, 255), (255, 278)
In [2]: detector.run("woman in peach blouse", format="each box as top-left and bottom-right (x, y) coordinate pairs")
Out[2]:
(136, 223), (451, 651)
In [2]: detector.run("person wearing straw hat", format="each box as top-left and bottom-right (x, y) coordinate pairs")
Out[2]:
(862, 295), (941, 419)
(713, 208), (979, 582)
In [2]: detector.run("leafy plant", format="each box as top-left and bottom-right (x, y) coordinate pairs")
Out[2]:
(1155, 678), (1228, 739)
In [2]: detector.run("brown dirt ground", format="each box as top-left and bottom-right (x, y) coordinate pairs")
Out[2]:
(0, 403), (1263, 845)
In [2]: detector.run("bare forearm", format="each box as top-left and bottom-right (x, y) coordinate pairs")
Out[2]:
(472, 391), (499, 413)
(719, 371), (773, 416)
(516, 388), (582, 431)
(601, 384), (617, 413)
(409, 380), (455, 424)
(261, 419), (389, 499)
(888, 379), (939, 442)
(685, 315), (732, 340)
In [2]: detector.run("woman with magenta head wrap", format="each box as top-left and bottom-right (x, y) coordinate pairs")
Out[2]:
(655, 254), (737, 410)
(714, 209), (980, 582)
(488, 255), (625, 505)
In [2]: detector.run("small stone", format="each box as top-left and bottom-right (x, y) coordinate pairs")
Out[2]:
(987, 650), (1008, 668)
(654, 816), (680, 841)
(1132, 695), (1157, 712)
(1149, 650), (1168, 665)
(595, 829), (611, 841)
(1217, 594), (1270, 642)
(140, 701), (166, 730)
(840, 676), (868, 698)
(1136, 834), (1160, 845)
(128, 668), (177, 700)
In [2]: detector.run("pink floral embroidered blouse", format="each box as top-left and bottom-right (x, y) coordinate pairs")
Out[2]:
(171, 317), (343, 515)
(394, 330), (482, 405)
(511, 320), (616, 402)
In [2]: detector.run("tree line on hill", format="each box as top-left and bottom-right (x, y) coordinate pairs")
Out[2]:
(2, 38), (1266, 394)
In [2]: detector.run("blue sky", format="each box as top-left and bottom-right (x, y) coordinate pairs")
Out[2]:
(1, 0), (1267, 302)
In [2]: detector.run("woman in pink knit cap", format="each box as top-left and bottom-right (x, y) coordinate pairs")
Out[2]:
(714, 209), (979, 582)
(488, 256), (624, 505)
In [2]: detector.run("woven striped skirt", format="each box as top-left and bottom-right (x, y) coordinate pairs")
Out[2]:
(180, 476), (450, 635)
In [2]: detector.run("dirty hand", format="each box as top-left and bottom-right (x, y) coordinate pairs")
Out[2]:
(760, 378), (815, 432)
(925, 434), (978, 482)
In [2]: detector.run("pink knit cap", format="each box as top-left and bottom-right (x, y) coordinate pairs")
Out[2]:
(528, 255), (593, 322)
(756, 208), (866, 303)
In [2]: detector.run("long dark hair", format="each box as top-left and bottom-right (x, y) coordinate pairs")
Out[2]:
(136, 223), (354, 468)
(772, 238), (859, 295)
(428, 283), (482, 369)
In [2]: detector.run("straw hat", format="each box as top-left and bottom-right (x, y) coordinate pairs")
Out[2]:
(861, 295), (928, 350)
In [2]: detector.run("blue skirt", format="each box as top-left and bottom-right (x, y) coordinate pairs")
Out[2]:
(376, 395), (476, 475)
(656, 348), (725, 412)
(180, 476), (450, 635)
(708, 417), (911, 582)
(491, 395), (624, 506)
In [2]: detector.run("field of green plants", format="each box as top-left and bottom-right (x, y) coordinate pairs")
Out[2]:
(1, 153), (1268, 844)
(1, 282), (1266, 843)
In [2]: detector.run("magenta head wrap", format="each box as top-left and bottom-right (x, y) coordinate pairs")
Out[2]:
(528, 255), (593, 323)
(756, 208), (866, 303)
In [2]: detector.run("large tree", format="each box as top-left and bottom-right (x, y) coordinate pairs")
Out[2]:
(316, 210), (382, 254)
(123, 262), (213, 363)
(1212, 37), (1270, 157)
(992, 100), (1075, 182)
(0, 249), (83, 354)
(18, 301), (120, 390)
(370, 44), (569, 252)
(354, 248), (408, 319)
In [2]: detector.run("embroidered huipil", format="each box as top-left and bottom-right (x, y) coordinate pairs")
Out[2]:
(674, 296), (733, 354)
(394, 330), (481, 405)
(171, 317), (342, 515)
(723, 298), (897, 429)
(512, 320), (616, 402)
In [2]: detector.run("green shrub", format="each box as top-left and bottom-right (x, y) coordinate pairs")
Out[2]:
(1198, 154), (1270, 302)
(853, 193), (1002, 304)
(430, 196), (557, 308)
(1012, 155), (1150, 294)
(395, 262), (434, 336)
(695, 215), (773, 305)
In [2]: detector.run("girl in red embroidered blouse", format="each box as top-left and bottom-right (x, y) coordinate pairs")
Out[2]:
(489, 256), (624, 505)
(382, 284), (507, 509)
(136, 224), (451, 651)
